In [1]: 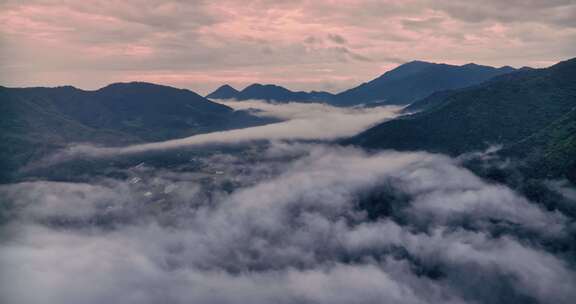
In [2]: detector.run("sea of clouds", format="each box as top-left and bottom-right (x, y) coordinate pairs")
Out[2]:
(2, 101), (576, 304)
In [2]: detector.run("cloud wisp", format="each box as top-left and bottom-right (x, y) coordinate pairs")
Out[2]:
(42, 100), (401, 162)
(1, 143), (575, 304)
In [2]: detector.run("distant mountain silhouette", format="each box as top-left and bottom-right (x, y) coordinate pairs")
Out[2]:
(345, 57), (576, 181)
(206, 61), (519, 106)
(332, 60), (518, 106)
(207, 83), (335, 103)
(206, 84), (239, 99)
(0, 82), (274, 182)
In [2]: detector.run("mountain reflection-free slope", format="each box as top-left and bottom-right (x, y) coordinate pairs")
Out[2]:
(347, 57), (576, 180)
(0, 82), (273, 182)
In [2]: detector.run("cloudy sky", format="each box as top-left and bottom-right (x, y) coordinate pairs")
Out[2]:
(1, 0), (575, 94)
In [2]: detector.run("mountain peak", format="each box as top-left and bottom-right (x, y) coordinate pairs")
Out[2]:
(97, 81), (183, 93)
(462, 63), (481, 67)
(404, 60), (435, 66)
(240, 83), (292, 94)
(386, 60), (437, 74)
(244, 83), (265, 89)
(232, 83), (333, 103)
(206, 84), (239, 99)
(244, 83), (284, 90)
(333, 60), (520, 106)
(388, 61), (437, 76)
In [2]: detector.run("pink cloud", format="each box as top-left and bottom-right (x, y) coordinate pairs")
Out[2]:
(1, 0), (575, 93)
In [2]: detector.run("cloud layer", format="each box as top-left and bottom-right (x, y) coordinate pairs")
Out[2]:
(1, 0), (575, 93)
(1, 142), (575, 304)
(40, 100), (400, 162)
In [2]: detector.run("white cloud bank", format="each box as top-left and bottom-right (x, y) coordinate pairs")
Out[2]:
(46, 100), (401, 160)
(1, 143), (575, 304)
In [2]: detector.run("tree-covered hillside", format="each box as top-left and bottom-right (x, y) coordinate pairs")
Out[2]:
(346, 57), (576, 181)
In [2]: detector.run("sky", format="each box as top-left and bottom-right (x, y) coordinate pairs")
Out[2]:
(1, 0), (575, 95)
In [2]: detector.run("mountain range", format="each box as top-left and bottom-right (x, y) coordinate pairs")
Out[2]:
(346, 57), (576, 182)
(331, 60), (520, 106)
(208, 83), (335, 103)
(205, 84), (239, 99)
(0, 82), (274, 182)
(2, 58), (574, 184)
(206, 61), (522, 106)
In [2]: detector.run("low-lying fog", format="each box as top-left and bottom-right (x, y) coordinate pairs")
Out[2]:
(1, 101), (575, 304)
(49, 100), (401, 159)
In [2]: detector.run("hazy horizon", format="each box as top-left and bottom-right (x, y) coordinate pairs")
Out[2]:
(0, 57), (548, 95)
